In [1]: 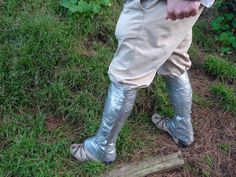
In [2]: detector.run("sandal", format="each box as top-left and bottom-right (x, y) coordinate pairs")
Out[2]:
(70, 144), (98, 162)
(151, 113), (191, 148)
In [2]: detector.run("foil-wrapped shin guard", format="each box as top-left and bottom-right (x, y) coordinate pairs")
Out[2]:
(164, 72), (194, 146)
(84, 82), (137, 163)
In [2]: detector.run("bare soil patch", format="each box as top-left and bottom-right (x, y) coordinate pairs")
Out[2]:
(45, 117), (64, 131)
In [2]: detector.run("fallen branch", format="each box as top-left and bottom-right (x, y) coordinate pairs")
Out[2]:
(103, 150), (184, 177)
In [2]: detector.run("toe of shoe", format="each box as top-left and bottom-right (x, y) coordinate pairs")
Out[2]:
(70, 143), (99, 162)
(177, 139), (192, 148)
(70, 144), (86, 161)
(151, 113), (162, 124)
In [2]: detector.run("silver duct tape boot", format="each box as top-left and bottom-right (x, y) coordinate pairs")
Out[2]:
(84, 82), (137, 163)
(164, 71), (194, 146)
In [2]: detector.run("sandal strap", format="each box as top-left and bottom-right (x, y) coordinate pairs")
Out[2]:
(73, 145), (81, 156)
(161, 118), (169, 131)
(71, 144), (97, 162)
(152, 115), (169, 132)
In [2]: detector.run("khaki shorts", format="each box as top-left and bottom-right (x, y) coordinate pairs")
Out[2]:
(108, 0), (204, 88)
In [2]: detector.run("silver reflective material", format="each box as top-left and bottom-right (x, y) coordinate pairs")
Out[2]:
(164, 71), (194, 145)
(84, 82), (137, 163)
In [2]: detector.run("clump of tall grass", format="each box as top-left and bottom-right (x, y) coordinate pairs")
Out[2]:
(210, 84), (236, 114)
(204, 55), (236, 80)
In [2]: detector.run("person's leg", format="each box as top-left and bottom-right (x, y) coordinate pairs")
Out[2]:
(71, 0), (204, 163)
(109, 0), (204, 89)
(165, 71), (193, 146)
(153, 31), (194, 147)
(71, 82), (137, 164)
(70, 0), (144, 163)
(71, 0), (161, 164)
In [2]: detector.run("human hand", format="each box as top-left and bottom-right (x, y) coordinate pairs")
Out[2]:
(166, 0), (201, 21)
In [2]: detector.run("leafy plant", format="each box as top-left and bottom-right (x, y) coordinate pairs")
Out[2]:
(211, 0), (236, 53)
(217, 143), (230, 154)
(60, 0), (111, 14)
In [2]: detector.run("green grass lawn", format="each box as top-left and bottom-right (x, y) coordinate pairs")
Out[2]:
(0, 1), (157, 176)
(0, 1), (235, 177)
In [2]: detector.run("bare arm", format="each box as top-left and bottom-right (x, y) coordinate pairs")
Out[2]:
(166, 0), (201, 21)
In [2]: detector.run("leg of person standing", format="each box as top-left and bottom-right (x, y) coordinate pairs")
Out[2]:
(71, 0), (204, 163)
(152, 31), (194, 148)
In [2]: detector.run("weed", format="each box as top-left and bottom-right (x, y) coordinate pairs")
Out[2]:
(202, 170), (211, 177)
(60, 0), (111, 14)
(217, 143), (230, 154)
(203, 155), (213, 167)
(201, 155), (214, 177)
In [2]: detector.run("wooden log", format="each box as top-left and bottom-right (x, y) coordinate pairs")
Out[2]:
(103, 151), (184, 177)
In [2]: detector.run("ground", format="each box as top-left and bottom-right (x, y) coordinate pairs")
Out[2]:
(149, 70), (236, 177)
(0, 1), (235, 177)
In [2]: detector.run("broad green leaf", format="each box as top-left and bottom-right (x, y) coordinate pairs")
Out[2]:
(60, 0), (70, 8)
(221, 24), (230, 30)
(225, 13), (234, 21)
(60, 0), (77, 7)
(232, 41), (236, 48)
(71, 0), (77, 4)
(232, 19), (236, 28)
(60, 0), (80, 12)
(219, 32), (232, 45)
(68, 5), (80, 12)
(220, 47), (230, 53)
(101, 0), (112, 7)
(91, 3), (101, 13)
(219, 32), (229, 41)
(211, 17), (224, 31)
(229, 36), (236, 43)
(77, 0), (91, 13)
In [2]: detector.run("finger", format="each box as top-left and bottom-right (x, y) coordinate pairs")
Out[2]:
(171, 16), (177, 21)
(190, 9), (198, 17)
(183, 11), (191, 18)
(167, 12), (177, 21)
(169, 15), (177, 21)
(177, 12), (185, 20)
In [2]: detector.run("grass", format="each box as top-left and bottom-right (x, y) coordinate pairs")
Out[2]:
(150, 77), (174, 117)
(0, 0), (236, 176)
(0, 1), (117, 176)
(192, 20), (219, 53)
(217, 143), (230, 154)
(0, 114), (72, 176)
(210, 84), (236, 114)
(193, 92), (210, 108)
(202, 155), (214, 177)
(0, 1), (160, 176)
(204, 55), (236, 80)
(188, 44), (204, 69)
